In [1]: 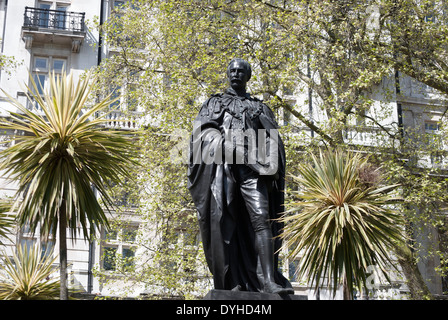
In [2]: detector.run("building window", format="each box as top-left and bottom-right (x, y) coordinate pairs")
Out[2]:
(113, 0), (126, 10)
(425, 121), (443, 167)
(52, 58), (66, 72)
(19, 223), (55, 258)
(37, 3), (51, 28)
(106, 68), (140, 112)
(55, 5), (67, 29)
(36, 1), (70, 29)
(112, 0), (139, 12)
(38, 1), (70, 11)
(109, 85), (121, 110)
(425, 121), (440, 134)
(101, 223), (138, 272)
(30, 55), (67, 109)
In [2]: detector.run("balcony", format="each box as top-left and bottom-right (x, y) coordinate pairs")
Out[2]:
(21, 7), (86, 53)
(103, 110), (142, 131)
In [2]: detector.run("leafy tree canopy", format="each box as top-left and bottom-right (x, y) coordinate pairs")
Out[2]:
(92, 0), (448, 298)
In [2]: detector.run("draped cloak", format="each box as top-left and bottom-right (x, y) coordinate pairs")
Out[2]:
(187, 88), (292, 292)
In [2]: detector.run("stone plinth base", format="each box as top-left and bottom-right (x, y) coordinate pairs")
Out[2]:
(203, 289), (307, 300)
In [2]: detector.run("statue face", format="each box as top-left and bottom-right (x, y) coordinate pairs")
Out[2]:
(228, 60), (249, 91)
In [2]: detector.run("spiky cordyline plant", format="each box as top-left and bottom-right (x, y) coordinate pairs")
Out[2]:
(0, 71), (135, 238)
(0, 71), (136, 299)
(280, 149), (405, 299)
(0, 244), (60, 300)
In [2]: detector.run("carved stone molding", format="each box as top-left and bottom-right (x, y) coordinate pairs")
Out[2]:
(71, 39), (81, 53)
(23, 35), (33, 49)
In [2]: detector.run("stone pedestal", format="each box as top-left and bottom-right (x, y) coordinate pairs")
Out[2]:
(203, 289), (307, 300)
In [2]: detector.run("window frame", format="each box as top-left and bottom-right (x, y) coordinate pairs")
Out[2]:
(18, 222), (55, 259)
(30, 55), (67, 110)
(101, 223), (139, 272)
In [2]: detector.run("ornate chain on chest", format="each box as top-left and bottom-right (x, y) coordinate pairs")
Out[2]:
(223, 98), (263, 120)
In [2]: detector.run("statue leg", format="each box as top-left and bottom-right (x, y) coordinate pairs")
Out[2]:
(237, 168), (292, 294)
(254, 228), (276, 284)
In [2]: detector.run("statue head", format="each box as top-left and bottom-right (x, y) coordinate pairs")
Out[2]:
(227, 58), (251, 93)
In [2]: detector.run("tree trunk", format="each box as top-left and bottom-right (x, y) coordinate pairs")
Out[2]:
(59, 201), (68, 300)
(393, 243), (433, 300)
(343, 275), (352, 300)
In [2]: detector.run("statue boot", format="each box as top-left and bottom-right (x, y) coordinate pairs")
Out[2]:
(255, 229), (294, 295)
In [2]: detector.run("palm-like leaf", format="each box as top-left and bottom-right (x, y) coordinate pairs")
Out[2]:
(280, 150), (404, 298)
(0, 244), (60, 300)
(0, 201), (13, 245)
(0, 71), (136, 240)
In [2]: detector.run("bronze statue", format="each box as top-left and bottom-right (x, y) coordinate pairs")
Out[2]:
(188, 58), (293, 294)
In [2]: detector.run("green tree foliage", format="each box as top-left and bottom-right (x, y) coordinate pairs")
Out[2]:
(0, 50), (21, 77)
(92, 0), (448, 298)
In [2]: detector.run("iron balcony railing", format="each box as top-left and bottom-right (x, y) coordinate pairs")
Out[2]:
(23, 6), (85, 33)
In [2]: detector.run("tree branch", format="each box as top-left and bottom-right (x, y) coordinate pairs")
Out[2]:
(266, 90), (335, 146)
